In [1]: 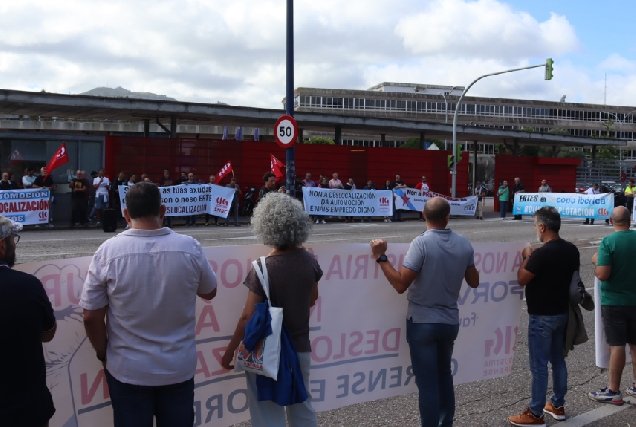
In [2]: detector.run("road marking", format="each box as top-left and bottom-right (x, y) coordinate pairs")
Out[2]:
(557, 400), (633, 426)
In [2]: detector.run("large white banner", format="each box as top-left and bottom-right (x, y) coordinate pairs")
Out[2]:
(302, 188), (394, 217)
(393, 188), (478, 217)
(18, 242), (526, 427)
(0, 188), (51, 225)
(118, 184), (235, 218)
(594, 278), (632, 369)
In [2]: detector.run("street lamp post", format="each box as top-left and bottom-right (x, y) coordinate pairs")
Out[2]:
(440, 87), (458, 150)
(451, 63), (549, 197)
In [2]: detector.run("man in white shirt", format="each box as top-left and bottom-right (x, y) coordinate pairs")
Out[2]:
(329, 173), (343, 189)
(22, 169), (36, 188)
(584, 184), (600, 225)
(80, 182), (217, 427)
(89, 168), (110, 225)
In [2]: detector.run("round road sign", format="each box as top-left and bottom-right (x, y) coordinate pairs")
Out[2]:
(275, 115), (298, 148)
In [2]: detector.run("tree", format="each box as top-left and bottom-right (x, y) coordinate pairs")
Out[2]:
(303, 137), (335, 145)
(399, 137), (444, 149)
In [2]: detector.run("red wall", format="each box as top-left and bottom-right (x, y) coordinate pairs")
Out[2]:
(105, 136), (469, 196)
(494, 155), (581, 212)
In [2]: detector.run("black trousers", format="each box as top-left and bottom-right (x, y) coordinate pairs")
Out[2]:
(71, 198), (88, 225)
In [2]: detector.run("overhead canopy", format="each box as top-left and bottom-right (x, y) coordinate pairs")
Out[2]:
(0, 89), (624, 147)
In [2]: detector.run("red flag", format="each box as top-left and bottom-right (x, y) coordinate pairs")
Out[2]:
(216, 160), (233, 182)
(44, 143), (69, 178)
(270, 154), (285, 182)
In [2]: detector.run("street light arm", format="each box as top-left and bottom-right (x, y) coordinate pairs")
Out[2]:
(450, 63), (547, 197)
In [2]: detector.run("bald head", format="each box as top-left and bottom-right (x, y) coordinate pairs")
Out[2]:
(423, 197), (451, 225)
(611, 206), (631, 228)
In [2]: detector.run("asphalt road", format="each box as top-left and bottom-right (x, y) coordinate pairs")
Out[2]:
(16, 213), (636, 426)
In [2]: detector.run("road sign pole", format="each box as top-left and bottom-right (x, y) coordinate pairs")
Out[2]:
(285, 0), (295, 196)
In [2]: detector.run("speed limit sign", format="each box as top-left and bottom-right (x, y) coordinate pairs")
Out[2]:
(274, 114), (298, 149)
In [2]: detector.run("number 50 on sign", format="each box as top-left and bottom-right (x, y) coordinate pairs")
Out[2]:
(275, 114), (298, 148)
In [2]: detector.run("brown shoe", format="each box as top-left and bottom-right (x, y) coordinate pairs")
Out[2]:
(508, 407), (546, 426)
(543, 402), (565, 420)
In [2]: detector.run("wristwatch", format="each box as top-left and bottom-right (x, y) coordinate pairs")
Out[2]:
(376, 254), (389, 263)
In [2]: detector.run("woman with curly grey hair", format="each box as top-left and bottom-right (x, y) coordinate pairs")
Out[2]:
(222, 193), (322, 427)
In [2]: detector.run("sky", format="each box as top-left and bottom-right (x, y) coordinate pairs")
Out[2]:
(0, 0), (634, 109)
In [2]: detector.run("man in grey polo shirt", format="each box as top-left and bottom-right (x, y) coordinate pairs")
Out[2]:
(370, 197), (479, 427)
(80, 182), (218, 427)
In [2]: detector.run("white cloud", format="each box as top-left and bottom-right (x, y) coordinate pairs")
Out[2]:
(396, 0), (580, 59)
(0, 0), (632, 110)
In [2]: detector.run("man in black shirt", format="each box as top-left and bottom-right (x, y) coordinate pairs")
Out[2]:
(508, 207), (579, 426)
(0, 216), (57, 426)
(33, 167), (56, 227)
(389, 174), (406, 222)
(259, 172), (276, 202)
(512, 177), (525, 220)
(0, 172), (18, 190)
(69, 170), (90, 227)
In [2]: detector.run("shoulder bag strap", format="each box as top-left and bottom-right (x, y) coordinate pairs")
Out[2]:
(252, 256), (271, 307)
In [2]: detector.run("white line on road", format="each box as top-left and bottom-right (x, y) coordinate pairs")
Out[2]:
(557, 400), (633, 426)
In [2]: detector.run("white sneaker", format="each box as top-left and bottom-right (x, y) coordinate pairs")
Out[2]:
(321, 220), (326, 224)
(46, 224), (54, 228)
(315, 219), (319, 224)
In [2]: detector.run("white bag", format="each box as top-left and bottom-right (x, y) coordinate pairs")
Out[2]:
(234, 256), (283, 379)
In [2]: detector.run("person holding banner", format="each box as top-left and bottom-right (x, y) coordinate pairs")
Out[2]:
(509, 207), (580, 425)
(588, 206), (636, 405)
(370, 197), (479, 427)
(80, 182), (218, 427)
(0, 216), (58, 427)
(33, 167), (56, 227)
(583, 184), (600, 225)
(222, 193), (321, 427)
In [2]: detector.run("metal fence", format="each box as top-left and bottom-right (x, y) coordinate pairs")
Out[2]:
(576, 158), (636, 190)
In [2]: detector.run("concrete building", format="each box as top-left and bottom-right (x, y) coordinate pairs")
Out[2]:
(291, 82), (636, 155)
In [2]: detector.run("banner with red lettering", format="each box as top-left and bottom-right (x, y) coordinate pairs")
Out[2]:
(18, 242), (525, 427)
(0, 188), (51, 225)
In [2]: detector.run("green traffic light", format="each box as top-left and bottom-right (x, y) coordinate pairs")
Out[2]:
(448, 155), (454, 168)
(545, 58), (554, 80)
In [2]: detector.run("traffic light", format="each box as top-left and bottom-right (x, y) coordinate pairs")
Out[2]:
(545, 58), (554, 80)
(448, 145), (463, 168)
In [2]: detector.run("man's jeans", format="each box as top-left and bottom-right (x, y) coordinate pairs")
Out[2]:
(406, 319), (459, 427)
(528, 313), (568, 416)
(499, 201), (508, 218)
(105, 369), (194, 427)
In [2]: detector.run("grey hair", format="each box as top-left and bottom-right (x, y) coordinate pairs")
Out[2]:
(251, 193), (312, 249)
(534, 206), (560, 232)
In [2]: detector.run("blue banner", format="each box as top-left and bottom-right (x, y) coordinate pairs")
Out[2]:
(513, 193), (613, 219)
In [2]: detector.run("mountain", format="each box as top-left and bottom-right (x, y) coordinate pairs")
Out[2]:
(79, 86), (177, 101)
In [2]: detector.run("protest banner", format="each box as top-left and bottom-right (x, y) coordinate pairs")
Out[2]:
(302, 187), (393, 217)
(393, 188), (478, 217)
(19, 241), (526, 427)
(117, 184), (235, 218)
(0, 188), (51, 225)
(594, 278), (632, 369)
(513, 193), (613, 220)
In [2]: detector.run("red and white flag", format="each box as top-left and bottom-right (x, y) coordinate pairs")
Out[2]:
(270, 154), (285, 182)
(216, 160), (233, 182)
(45, 143), (69, 178)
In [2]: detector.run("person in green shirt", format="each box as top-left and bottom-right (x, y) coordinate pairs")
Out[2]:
(498, 180), (510, 219)
(589, 206), (636, 405)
